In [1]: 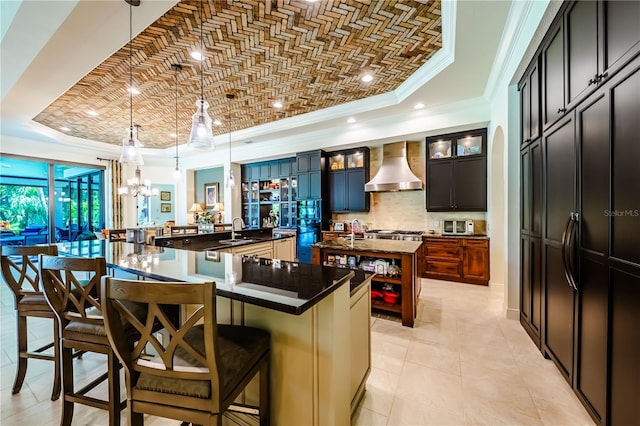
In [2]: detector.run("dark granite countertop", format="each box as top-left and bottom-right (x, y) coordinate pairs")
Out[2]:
(153, 227), (294, 251)
(313, 238), (423, 254)
(422, 234), (489, 240)
(57, 240), (362, 315)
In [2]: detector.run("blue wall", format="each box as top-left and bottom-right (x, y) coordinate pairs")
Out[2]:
(194, 167), (224, 208)
(148, 184), (175, 224)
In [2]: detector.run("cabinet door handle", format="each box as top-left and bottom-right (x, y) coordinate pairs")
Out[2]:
(557, 108), (566, 114)
(597, 72), (608, 82)
(588, 76), (597, 86)
(561, 213), (578, 291)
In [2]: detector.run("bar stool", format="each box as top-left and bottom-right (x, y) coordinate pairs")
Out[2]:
(101, 277), (271, 426)
(0, 245), (61, 400)
(39, 255), (130, 426)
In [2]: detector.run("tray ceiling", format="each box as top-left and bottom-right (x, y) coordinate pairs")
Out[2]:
(33, 0), (441, 149)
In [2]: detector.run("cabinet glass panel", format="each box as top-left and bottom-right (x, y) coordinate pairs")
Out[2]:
(428, 140), (452, 159)
(347, 152), (365, 168)
(241, 182), (250, 202)
(291, 177), (297, 200)
(329, 154), (345, 170)
(251, 182), (259, 201)
(456, 135), (483, 156)
(280, 178), (290, 201)
(280, 203), (291, 227)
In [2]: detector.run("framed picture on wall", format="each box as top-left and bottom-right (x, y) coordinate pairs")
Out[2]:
(205, 250), (220, 262)
(160, 191), (171, 201)
(204, 183), (219, 208)
(160, 203), (171, 213)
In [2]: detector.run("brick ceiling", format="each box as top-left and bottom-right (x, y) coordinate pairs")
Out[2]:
(33, 0), (442, 149)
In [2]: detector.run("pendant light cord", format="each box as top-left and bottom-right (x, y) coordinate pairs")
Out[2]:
(199, 0), (204, 107)
(175, 65), (179, 168)
(129, 2), (133, 136)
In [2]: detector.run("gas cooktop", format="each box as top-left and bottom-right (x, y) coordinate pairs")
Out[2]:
(364, 230), (424, 241)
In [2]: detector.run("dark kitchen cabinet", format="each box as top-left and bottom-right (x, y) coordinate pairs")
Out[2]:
(542, 113), (577, 382)
(542, 24), (565, 127)
(296, 150), (325, 200)
(566, 0), (599, 106)
(426, 128), (487, 212)
(544, 1), (640, 130)
(520, 136), (542, 345)
(520, 3), (640, 422)
(520, 59), (540, 146)
(327, 148), (370, 212)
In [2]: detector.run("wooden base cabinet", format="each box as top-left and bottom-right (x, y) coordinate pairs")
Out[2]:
(422, 237), (490, 285)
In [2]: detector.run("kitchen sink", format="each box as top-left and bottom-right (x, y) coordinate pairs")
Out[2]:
(219, 238), (258, 245)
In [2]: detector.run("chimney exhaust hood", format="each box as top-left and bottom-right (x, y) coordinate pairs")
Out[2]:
(365, 141), (422, 192)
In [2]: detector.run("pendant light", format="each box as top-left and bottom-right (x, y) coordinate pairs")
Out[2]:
(187, 0), (215, 149)
(171, 64), (182, 179)
(119, 0), (143, 165)
(225, 93), (236, 189)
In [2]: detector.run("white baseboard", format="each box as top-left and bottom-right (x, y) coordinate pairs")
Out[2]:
(506, 308), (520, 320)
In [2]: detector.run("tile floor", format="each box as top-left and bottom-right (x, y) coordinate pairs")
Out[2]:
(1, 278), (594, 425)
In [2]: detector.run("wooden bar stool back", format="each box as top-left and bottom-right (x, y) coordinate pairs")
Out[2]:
(39, 255), (124, 426)
(101, 277), (271, 426)
(1, 245), (61, 400)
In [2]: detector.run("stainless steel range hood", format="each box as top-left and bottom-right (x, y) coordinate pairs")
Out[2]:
(365, 141), (422, 192)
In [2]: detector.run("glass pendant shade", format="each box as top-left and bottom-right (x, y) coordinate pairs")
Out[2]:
(226, 169), (236, 189)
(173, 165), (182, 180)
(119, 126), (144, 165)
(187, 100), (215, 149)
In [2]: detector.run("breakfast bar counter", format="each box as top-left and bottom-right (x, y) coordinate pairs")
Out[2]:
(57, 240), (372, 425)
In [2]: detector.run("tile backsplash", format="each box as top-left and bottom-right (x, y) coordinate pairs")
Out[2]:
(331, 141), (487, 232)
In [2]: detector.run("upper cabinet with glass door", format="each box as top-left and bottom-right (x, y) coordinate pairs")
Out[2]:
(427, 133), (483, 160)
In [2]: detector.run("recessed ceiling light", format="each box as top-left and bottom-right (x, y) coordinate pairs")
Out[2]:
(169, 132), (177, 138)
(213, 119), (222, 126)
(190, 50), (203, 61)
(347, 117), (356, 123)
(60, 126), (70, 132)
(127, 87), (140, 95)
(87, 110), (99, 116)
(414, 102), (424, 109)
(361, 74), (373, 83)
(273, 101), (283, 109)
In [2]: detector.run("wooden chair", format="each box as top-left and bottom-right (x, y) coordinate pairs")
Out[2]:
(101, 277), (271, 426)
(38, 255), (130, 426)
(0, 245), (61, 400)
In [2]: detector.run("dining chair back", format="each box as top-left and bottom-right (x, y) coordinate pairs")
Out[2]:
(39, 255), (124, 426)
(101, 277), (271, 426)
(1, 244), (61, 400)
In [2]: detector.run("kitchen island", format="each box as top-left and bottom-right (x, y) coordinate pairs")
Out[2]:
(57, 240), (372, 425)
(312, 239), (422, 327)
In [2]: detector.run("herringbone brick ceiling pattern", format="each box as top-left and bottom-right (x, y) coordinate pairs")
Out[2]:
(34, 0), (442, 149)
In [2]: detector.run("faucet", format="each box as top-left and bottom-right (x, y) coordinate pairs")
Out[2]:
(350, 219), (361, 246)
(231, 217), (245, 240)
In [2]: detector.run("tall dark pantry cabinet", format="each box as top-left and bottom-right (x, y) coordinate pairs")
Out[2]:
(519, 1), (640, 425)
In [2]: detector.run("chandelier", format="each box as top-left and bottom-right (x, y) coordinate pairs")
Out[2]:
(118, 166), (158, 197)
